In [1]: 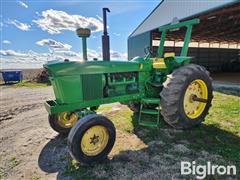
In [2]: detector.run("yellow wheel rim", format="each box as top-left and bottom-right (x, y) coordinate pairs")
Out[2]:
(183, 79), (208, 119)
(81, 125), (109, 156)
(57, 112), (78, 128)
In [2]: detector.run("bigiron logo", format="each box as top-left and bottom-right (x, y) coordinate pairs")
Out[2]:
(181, 161), (237, 179)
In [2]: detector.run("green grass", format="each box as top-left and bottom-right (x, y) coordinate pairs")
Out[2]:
(0, 80), (49, 88)
(97, 104), (134, 133)
(135, 92), (240, 160)
(63, 92), (240, 179)
(203, 92), (240, 162)
(106, 109), (134, 133)
(206, 92), (240, 134)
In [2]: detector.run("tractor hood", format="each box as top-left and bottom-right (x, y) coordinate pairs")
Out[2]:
(44, 60), (143, 77)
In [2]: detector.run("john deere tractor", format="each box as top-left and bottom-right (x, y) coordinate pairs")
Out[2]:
(44, 16), (213, 164)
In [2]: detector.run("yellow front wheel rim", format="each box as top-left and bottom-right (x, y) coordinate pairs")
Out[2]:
(57, 112), (78, 128)
(81, 125), (109, 156)
(183, 79), (208, 119)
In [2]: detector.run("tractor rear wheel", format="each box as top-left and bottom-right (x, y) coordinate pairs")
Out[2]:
(160, 64), (213, 129)
(68, 114), (116, 164)
(49, 112), (78, 135)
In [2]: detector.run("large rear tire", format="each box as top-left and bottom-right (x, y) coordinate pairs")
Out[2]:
(68, 114), (116, 164)
(160, 64), (213, 129)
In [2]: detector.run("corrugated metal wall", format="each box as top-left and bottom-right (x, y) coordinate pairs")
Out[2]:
(128, 32), (151, 60)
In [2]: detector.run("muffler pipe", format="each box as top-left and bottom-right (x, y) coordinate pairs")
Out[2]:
(102, 7), (110, 61)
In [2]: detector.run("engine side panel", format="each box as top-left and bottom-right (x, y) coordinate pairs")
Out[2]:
(82, 74), (104, 101)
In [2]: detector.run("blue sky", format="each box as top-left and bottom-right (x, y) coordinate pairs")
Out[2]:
(0, 0), (160, 68)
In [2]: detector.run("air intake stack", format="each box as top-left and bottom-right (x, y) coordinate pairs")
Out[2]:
(76, 28), (91, 61)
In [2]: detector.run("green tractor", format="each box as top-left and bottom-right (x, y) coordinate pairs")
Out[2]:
(44, 17), (213, 164)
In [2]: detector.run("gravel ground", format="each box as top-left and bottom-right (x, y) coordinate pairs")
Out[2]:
(0, 87), (147, 180)
(0, 87), (59, 179)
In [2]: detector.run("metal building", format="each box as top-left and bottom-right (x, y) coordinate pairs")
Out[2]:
(128, 0), (240, 73)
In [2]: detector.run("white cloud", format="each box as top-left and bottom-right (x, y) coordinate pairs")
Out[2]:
(1, 49), (66, 69)
(113, 32), (121, 36)
(110, 50), (127, 60)
(1, 48), (127, 69)
(36, 39), (72, 50)
(18, 1), (28, 8)
(0, 22), (3, 31)
(0, 49), (27, 57)
(84, 49), (127, 60)
(0, 50), (49, 68)
(2, 40), (11, 44)
(87, 49), (102, 59)
(33, 9), (103, 34)
(8, 19), (31, 31)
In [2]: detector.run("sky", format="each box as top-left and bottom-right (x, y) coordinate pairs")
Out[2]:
(0, 0), (160, 69)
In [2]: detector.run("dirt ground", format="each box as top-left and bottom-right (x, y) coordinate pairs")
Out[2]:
(0, 87), (147, 179)
(0, 87), (57, 179)
(0, 86), (239, 180)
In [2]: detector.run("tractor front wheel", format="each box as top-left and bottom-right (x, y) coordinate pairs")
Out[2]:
(160, 64), (213, 129)
(48, 112), (78, 135)
(68, 114), (116, 164)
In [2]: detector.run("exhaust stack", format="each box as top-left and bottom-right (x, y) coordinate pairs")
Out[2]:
(102, 8), (110, 61)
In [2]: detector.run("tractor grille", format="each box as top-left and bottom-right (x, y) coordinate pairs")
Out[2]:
(82, 74), (103, 101)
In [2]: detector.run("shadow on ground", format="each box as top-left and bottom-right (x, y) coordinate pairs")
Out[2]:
(0, 82), (19, 86)
(213, 83), (240, 96)
(38, 112), (240, 179)
(38, 134), (70, 179)
(214, 88), (240, 97)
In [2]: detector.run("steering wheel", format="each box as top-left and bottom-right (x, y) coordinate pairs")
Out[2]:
(128, 46), (153, 61)
(144, 46), (153, 58)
